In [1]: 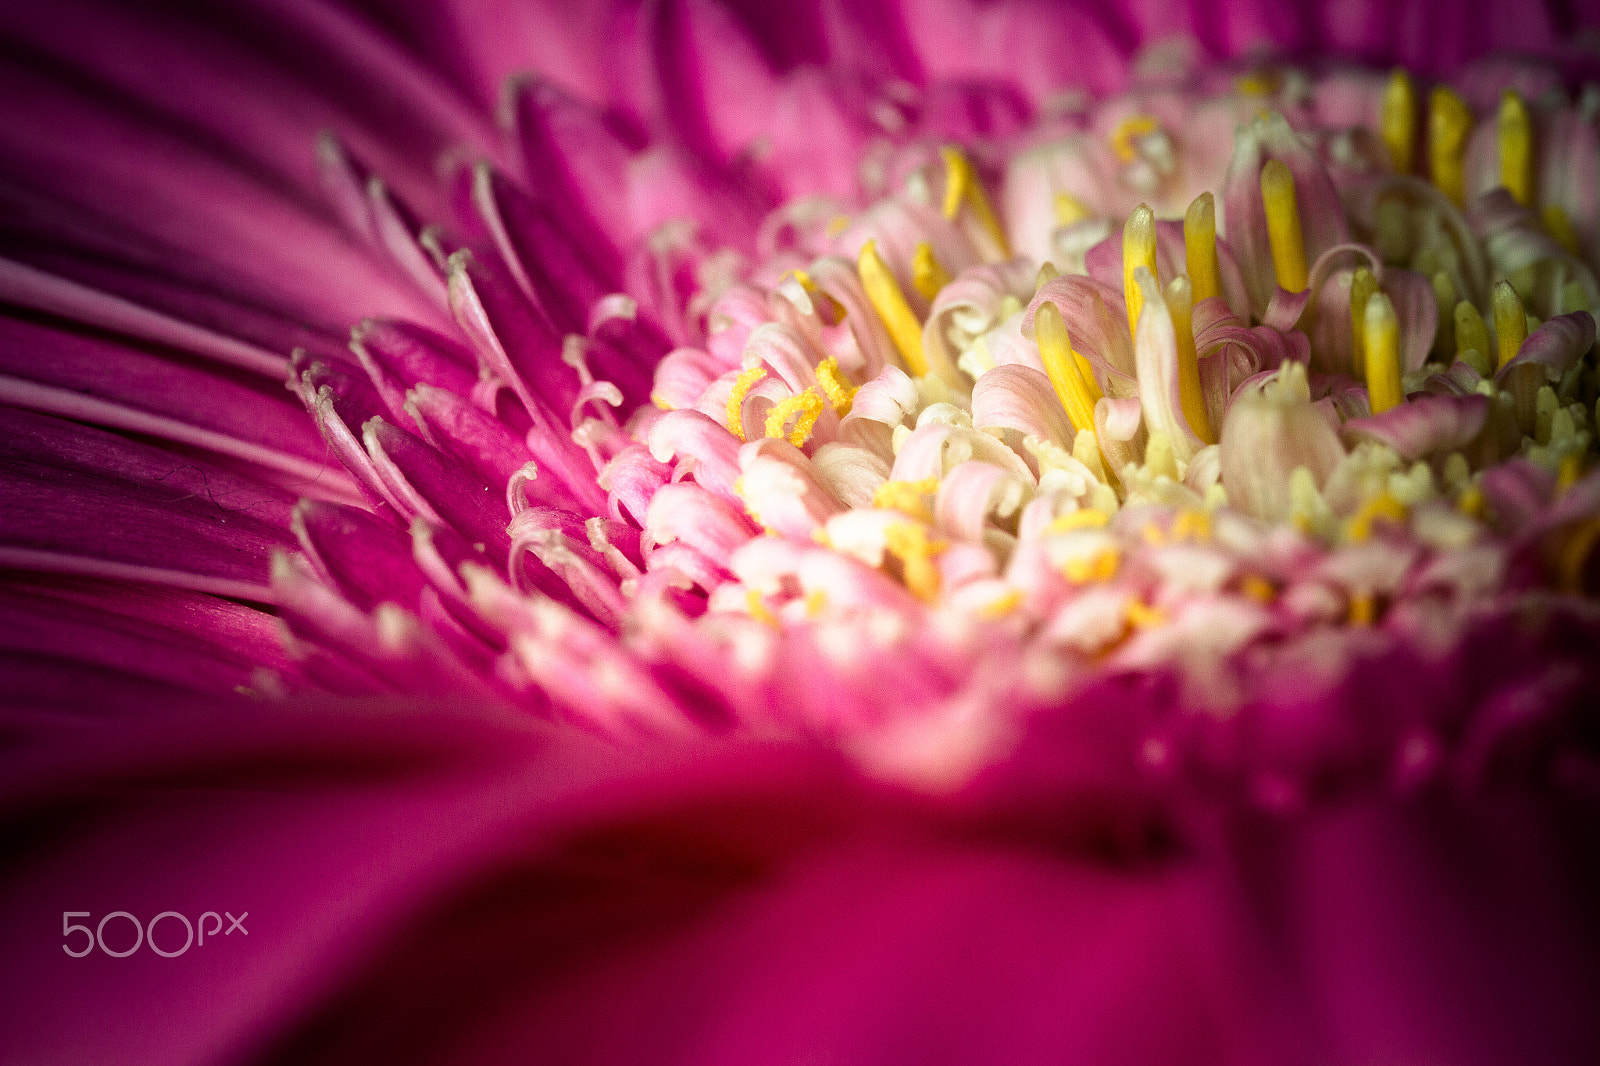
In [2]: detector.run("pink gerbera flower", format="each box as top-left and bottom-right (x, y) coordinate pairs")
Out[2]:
(2, 1), (1600, 1063)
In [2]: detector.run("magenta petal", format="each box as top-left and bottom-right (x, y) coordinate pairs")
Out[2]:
(1495, 311), (1596, 385)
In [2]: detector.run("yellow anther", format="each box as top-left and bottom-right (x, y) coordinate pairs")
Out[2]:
(1347, 590), (1378, 626)
(1560, 516), (1600, 592)
(1034, 300), (1100, 435)
(1498, 90), (1533, 207)
(1558, 452), (1586, 493)
(725, 366), (767, 440)
(940, 145), (1010, 255)
(1236, 70), (1280, 97)
(1034, 261), (1059, 291)
(1240, 574), (1276, 603)
(911, 241), (951, 301)
(1345, 491), (1407, 542)
(1165, 275), (1214, 444)
(1045, 508), (1110, 534)
(1184, 192), (1221, 305)
(1054, 191), (1092, 226)
(1141, 521), (1167, 546)
(764, 389), (826, 447)
(1364, 292), (1403, 414)
(1110, 114), (1162, 163)
(789, 268), (844, 322)
(1381, 69), (1417, 173)
(1429, 86), (1473, 207)
(1260, 158), (1308, 293)
(803, 588), (828, 619)
(978, 588), (1024, 619)
(1543, 203), (1581, 255)
(884, 521), (944, 601)
(1349, 267), (1379, 377)
(651, 391), (675, 411)
(1123, 204), (1157, 341)
(1454, 299), (1490, 364)
(814, 356), (858, 415)
(1065, 547), (1121, 584)
(1171, 508), (1212, 541)
(873, 478), (940, 524)
(826, 215), (852, 238)
(1457, 483), (1486, 519)
(857, 239), (929, 376)
(1492, 279), (1528, 369)
(1124, 598), (1167, 629)
(745, 588), (780, 627)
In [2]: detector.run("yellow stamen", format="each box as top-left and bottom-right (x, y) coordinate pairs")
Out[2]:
(1345, 491), (1407, 541)
(1034, 261), (1059, 291)
(941, 146), (1009, 255)
(1457, 484), (1486, 519)
(1054, 191), (1092, 227)
(725, 366), (767, 440)
(1364, 292), (1403, 413)
(911, 241), (951, 301)
(764, 389), (826, 448)
(1164, 275), (1214, 444)
(1124, 599), (1167, 629)
(803, 588), (827, 618)
(1429, 86), (1472, 207)
(884, 522), (944, 601)
(1260, 158), (1308, 293)
(1543, 204), (1581, 255)
(825, 215), (852, 238)
(1492, 279), (1528, 369)
(651, 392), (675, 411)
(1065, 547), (1121, 584)
(857, 239), (928, 376)
(1171, 508), (1212, 541)
(1347, 590), (1378, 626)
(1498, 90), (1533, 207)
(1184, 192), (1221, 305)
(814, 356), (858, 415)
(1558, 452), (1587, 494)
(1123, 204), (1157, 341)
(1454, 299), (1490, 366)
(873, 477), (941, 522)
(1044, 508), (1110, 534)
(1381, 68), (1417, 173)
(1110, 114), (1162, 164)
(1034, 300), (1099, 434)
(745, 589), (780, 627)
(1349, 267), (1379, 377)
(1236, 70), (1280, 97)
(789, 268), (843, 323)
(978, 588), (1024, 619)
(1240, 574), (1276, 603)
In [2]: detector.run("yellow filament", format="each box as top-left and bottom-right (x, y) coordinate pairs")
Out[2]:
(725, 366), (767, 440)
(1110, 114), (1162, 163)
(1364, 292), (1403, 413)
(940, 146), (1010, 255)
(1260, 159), (1308, 293)
(857, 239), (928, 376)
(1184, 192), (1221, 305)
(911, 242), (951, 301)
(1492, 279), (1528, 369)
(764, 389), (826, 447)
(1034, 300), (1099, 434)
(1543, 204), (1581, 255)
(1045, 508), (1110, 534)
(1429, 87), (1472, 207)
(873, 477), (940, 523)
(883, 522), (943, 601)
(1054, 191), (1091, 226)
(1165, 275), (1214, 444)
(1123, 204), (1157, 341)
(1454, 299), (1490, 364)
(814, 356), (858, 415)
(1349, 267), (1379, 377)
(1498, 90), (1533, 207)
(1381, 69), (1417, 173)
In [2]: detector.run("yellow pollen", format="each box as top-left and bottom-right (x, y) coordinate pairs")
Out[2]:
(789, 268), (843, 322)
(1498, 90), (1534, 207)
(1560, 516), (1600, 592)
(1543, 204), (1581, 254)
(1065, 547), (1121, 584)
(1260, 158), (1308, 293)
(1171, 508), (1212, 541)
(1045, 508), (1110, 534)
(651, 391), (675, 411)
(1457, 484), (1486, 519)
(745, 588), (780, 627)
(1123, 204), (1157, 341)
(1236, 70), (1279, 97)
(725, 365), (767, 440)
(1364, 292), (1403, 414)
(1381, 68), (1417, 173)
(1110, 114), (1162, 163)
(1034, 299), (1100, 435)
(1347, 590), (1378, 626)
(1054, 191), (1092, 226)
(1558, 452), (1587, 494)
(764, 389), (826, 447)
(857, 239), (928, 376)
(941, 145), (1010, 255)
(803, 588), (828, 619)
(1454, 299), (1490, 365)
(911, 241), (951, 301)
(1184, 192), (1221, 305)
(1165, 275), (1214, 444)
(814, 356), (858, 415)
(978, 588), (1024, 619)
(1429, 86), (1472, 207)
(826, 214), (852, 238)
(884, 521), (944, 601)
(1345, 491), (1407, 542)
(1349, 267), (1379, 377)
(1240, 574), (1276, 603)
(1492, 279), (1528, 369)
(873, 477), (941, 522)
(1124, 598), (1167, 630)
(1141, 521), (1166, 546)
